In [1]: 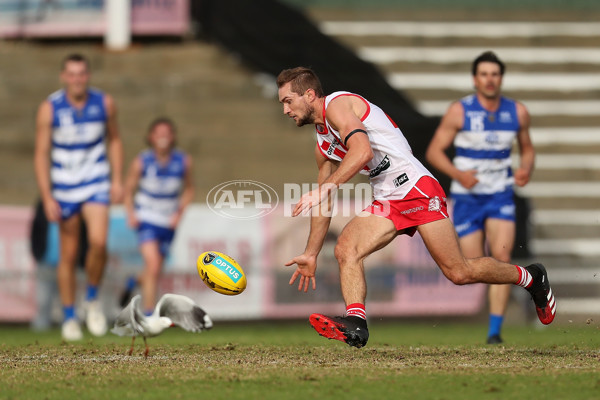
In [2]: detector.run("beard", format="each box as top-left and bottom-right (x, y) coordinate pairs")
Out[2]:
(295, 104), (316, 127)
(296, 114), (314, 127)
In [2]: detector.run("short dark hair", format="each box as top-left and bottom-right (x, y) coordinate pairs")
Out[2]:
(61, 53), (90, 71)
(146, 117), (177, 148)
(276, 67), (324, 97)
(472, 51), (505, 76)
(148, 117), (177, 134)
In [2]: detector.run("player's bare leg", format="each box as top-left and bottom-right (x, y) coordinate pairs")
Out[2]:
(310, 212), (397, 348)
(57, 214), (82, 306)
(139, 241), (164, 313)
(418, 218), (519, 284)
(419, 218), (555, 324)
(58, 214), (84, 341)
(81, 203), (109, 286)
(485, 218), (515, 315)
(457, 230), (485, 260)
(335, 212), (398, 305)
(81, 203), (109, 336)
(485, 219), (515, 343)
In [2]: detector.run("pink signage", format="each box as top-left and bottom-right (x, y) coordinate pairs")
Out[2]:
(0, 207), (36, 321)
(0, 0), (189, 38)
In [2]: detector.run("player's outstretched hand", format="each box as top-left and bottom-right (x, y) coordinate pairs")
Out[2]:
(285, 253), (317, 292)
(292, 183), (337, 217)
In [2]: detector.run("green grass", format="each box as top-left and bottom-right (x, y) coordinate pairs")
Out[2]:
(1, 321), (599, 400)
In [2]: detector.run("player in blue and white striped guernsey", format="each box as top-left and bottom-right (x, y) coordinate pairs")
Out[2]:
(124, 118), (194, 315)
(426, 51), (537, 344)
(34, 54), (124, 341)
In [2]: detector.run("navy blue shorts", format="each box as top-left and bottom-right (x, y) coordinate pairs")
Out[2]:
(137, 222), (175, 257)
(451, 190), (515, 238)
(58, 190), (110, 220)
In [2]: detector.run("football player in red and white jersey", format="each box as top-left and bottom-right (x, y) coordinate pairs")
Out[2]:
(276, 67), (555, 348)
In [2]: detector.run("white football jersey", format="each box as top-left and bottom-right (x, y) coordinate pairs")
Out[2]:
(49, 88), (110, 203)
(450, 94), (520, 195)
(315, 91), (434, 200)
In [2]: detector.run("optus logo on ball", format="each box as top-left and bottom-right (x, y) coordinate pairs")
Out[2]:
(212, 256), (242, 283)
(206, 180), (279, 220)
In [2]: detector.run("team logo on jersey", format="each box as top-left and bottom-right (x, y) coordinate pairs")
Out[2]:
(369, 155), (390, 178)
(393, 173), (408, 187)
(169, 164), (182, 174)
(499, 111), (512, 123)
(428, 196), (442, 212)
(87, 105), (101, 117)
(57, 109), (74, 126)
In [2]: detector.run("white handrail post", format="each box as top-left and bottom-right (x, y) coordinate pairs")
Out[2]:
(105, 0), (131, 50)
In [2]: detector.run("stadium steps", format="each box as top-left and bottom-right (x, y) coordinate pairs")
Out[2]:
(313, 11), (600, 313)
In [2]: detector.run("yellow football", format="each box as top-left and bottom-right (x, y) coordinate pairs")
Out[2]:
(196, 251), (247, 296)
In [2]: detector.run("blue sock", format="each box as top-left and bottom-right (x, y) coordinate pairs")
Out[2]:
(63, 305), (76, 322)
(144, 310), (153, 317)
(86, 284), (98, 301)
(125, 276), (137, 291)
(488, 314), (504, 337)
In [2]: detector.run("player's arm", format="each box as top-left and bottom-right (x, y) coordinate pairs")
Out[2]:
(286, 145), (339, 292)
(514, 102), (535, 187)
(291, 96), (373, 217)
(123, 156), (142, 228)
(425, 101), (478, 188)
(322, 96), (373, 187)
(172, 155), (195, 228)
(104, 94), (124, 203)
(33, 100), (61, 222)
(304, 146), (338, 257)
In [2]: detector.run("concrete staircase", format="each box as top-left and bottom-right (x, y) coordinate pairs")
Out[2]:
(313, 9), (600, 314)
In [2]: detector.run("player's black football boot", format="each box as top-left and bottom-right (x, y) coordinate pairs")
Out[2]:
(309, 314), (369, 348)
(486, 334), (503, 344)
(525, 263), (556, 325)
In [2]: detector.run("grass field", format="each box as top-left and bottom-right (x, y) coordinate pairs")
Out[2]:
(1, 320), (598, 400)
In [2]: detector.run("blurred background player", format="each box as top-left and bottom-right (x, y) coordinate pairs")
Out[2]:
(426, 51), (535, 344)
(29, 199), (88, 331)
(33, 53), (124, 341)
(123, 117), (194, 315)
(276, 66), (552, 348)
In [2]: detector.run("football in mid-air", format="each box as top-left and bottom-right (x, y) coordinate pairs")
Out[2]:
(196, 251), (247, 296)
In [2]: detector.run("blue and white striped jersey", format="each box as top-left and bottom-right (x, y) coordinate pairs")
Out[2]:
(450, 94), (520, 195)
(134, 150), (187, 228)
(49, 88), (110, 203)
